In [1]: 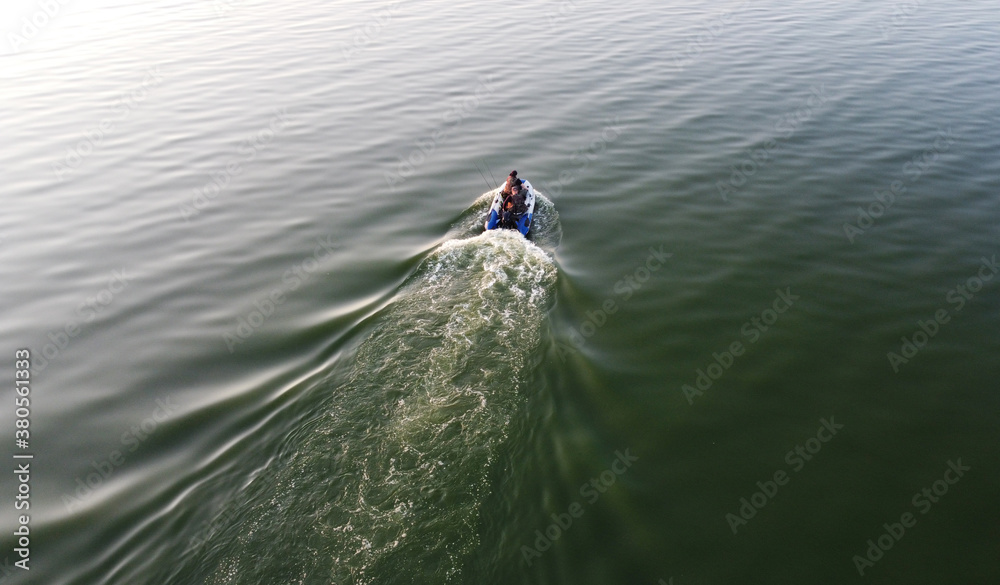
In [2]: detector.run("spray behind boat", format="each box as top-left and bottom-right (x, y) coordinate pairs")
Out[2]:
(162, 194), (560, 585)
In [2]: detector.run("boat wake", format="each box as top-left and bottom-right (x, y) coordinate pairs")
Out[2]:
(190, 194), (559, 584)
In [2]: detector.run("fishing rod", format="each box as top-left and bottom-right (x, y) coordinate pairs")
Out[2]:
(483, 160), (498, 190)
(474, 161), (495, 192)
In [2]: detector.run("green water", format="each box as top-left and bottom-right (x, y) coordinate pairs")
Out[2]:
(0, 0), (998, 584)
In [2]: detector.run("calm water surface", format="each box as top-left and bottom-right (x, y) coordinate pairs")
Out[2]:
(1, 0), (998, 584)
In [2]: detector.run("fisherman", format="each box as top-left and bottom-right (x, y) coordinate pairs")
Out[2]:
(500, 179), (528, 229)
(501, 170), (519, 196)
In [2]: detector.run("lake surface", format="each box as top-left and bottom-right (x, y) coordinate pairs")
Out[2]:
(1, 0), (998, 583)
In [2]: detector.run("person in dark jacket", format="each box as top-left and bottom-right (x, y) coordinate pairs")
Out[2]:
(508, 181), (528, 214)
(500, 180), (528, 229)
